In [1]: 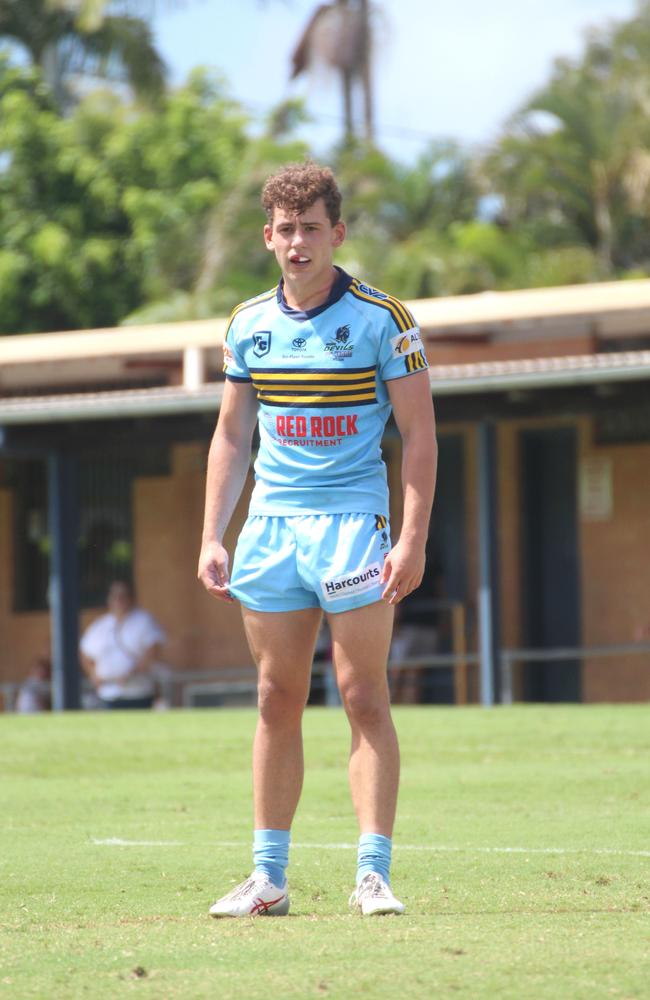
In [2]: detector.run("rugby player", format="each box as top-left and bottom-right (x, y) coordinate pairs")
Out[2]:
(198, 162), (437, 917)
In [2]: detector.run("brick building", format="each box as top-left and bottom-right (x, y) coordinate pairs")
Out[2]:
(1, 280), (649, 706)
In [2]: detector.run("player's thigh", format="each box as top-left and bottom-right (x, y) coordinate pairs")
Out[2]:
(231, 516), (319, 612)
(326, 600), (394, 693)
(242, 606), (322, 701)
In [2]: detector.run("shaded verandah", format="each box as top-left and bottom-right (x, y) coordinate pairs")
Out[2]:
(2, 347), (650, 709)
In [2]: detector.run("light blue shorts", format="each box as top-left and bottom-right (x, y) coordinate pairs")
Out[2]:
(229, 512), (392, 613)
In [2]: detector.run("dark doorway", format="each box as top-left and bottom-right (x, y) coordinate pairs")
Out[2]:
(521, 428), (581, 701)
(398, 433), (467, 704)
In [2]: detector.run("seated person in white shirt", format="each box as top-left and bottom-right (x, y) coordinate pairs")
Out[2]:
(79, 580), (166, 709)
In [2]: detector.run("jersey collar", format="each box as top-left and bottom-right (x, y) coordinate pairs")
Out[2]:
(276, 267), (353, 321)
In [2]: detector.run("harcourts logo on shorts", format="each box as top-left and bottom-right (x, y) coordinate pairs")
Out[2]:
(321, 562), (382, 602)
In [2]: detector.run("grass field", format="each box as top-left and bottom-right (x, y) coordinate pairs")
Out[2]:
(1, 705), (649, 999)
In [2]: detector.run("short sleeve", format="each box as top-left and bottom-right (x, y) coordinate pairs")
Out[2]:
(378, 310), (429, 382)
(223, 314), (251, 382)
(79, 617), (104, 658)
(137, 611), (166, 649)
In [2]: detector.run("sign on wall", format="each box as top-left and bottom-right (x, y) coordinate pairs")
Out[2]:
(579, 456), (613, 522)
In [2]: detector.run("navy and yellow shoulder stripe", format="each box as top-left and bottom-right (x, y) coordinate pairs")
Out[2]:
(404, 349), (428, 373)
(224, 286), (276, 338)
(348, 278), (416, 334)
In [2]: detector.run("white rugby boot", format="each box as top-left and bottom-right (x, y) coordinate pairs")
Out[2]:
(349, 872), (405, 916)
(209, 872), (289, 918)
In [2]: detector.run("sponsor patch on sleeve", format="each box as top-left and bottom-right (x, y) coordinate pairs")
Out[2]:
(321, 562), (382, 602)
(390, 329), (424, 357)
(223, 343), (235, 369)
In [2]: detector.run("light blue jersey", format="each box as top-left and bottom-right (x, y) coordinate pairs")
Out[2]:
(223, 268), (428, 516)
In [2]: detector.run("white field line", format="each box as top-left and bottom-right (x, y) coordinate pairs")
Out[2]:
(91, 838), (650, 858)
(92, 838), (185, 847)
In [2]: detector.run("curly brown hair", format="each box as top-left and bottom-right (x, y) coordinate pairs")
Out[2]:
(261, 162), (342, 225)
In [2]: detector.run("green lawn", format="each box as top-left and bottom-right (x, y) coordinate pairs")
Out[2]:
(1, 705), (649, 999)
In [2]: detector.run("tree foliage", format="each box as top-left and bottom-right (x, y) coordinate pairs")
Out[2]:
(0, 60), (306, 332)
(1, 2), (650, 335)
(485, 1), (650, 278)
(0, 0), (166, 110)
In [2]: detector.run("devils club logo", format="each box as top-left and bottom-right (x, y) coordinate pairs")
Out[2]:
(325, 325), (354, 357)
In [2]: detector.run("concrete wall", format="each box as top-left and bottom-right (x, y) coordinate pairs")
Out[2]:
(425, 334), (595, 367)
(580, 437), (650, 701)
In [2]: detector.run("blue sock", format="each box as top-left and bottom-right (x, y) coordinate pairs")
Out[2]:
(357, 832), (392, 885)
(253, 829), (290, 888)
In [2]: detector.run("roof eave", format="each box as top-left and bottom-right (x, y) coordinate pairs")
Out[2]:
(1, 351), (650, 426)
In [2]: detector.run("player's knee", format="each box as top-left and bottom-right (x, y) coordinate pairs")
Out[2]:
(257, 675), (304, 725)
(339, 681), (389, 729)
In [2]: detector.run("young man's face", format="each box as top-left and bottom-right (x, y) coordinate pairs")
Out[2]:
(263, 198), (346, 285)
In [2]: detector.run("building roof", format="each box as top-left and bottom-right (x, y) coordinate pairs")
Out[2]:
(2, 277), (650, 369)
(0, 318), (226, 365)
(426, 349), (650, 393)
(413, 278), (650, 335)
(2, 278), (650, 413)
(1, 350), (649, 425)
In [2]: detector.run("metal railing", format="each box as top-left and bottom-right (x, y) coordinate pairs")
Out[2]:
(4, 640), (647, 711)
(500, 641), (650, 704)
(1, 654), (477, 711)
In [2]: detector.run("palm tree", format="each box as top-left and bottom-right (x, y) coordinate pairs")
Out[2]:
(488, 48), (650, 275)
(0, 0), (166, 109)
(290, 0), (375, 145)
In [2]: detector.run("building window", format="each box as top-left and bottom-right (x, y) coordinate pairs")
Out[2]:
(78, 457), (135, 608)
(10, 460), (50, 612)
(7, 448), (169, 611)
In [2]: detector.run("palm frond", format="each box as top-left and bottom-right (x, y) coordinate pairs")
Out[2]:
(54, 14), (166, 100)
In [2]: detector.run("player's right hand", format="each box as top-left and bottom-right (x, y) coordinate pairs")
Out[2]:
(197, 541), (235, 603)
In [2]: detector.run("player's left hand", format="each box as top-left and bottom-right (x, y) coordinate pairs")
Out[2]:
(380, 539), (426, 605)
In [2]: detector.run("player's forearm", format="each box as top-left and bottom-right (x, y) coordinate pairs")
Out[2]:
(201, 430), (252, 545)
(398, 428), (437, 547)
